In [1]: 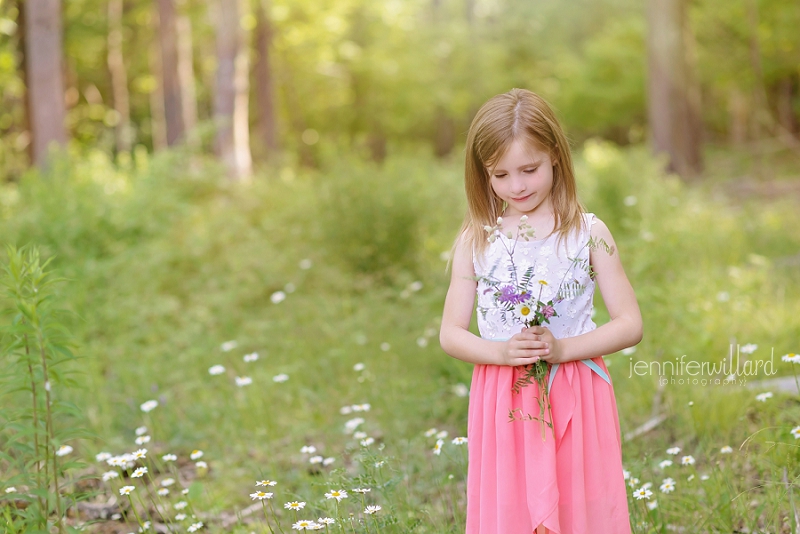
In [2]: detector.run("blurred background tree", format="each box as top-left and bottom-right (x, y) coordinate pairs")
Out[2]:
(0, 0), (797, 179)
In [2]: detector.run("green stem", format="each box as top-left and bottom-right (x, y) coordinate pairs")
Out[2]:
(23, 332), (46, 527)
(261, 501), (275, 534)
(267, 500), (286, 534)
(38, 330), (64, 534)
(127, 494), (145, 527)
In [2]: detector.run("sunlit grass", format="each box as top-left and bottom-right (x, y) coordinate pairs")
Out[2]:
(1, 142), (799, 532)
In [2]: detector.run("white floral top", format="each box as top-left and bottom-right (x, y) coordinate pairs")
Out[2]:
(473, 212), (599, 341)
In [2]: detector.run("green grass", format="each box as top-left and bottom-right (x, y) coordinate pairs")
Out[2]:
(1, 141), (800, 532)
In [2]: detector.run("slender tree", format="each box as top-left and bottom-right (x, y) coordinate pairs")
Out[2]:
(212, 0), (252, 179)
(107, 0), (132, 153)
(253, 0), (279, 157)
(646, 0), (703, 179)
(23, 0), (67, 168)
(157, 0), (185, 145)
(176, 0), (198, 147)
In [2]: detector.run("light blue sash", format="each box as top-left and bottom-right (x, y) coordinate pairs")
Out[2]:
(486, 337), (611, 391)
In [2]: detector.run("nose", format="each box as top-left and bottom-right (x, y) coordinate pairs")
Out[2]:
(510, 173), (527, 195)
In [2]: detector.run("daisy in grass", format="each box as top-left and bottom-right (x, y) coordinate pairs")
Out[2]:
(102, 471), (119, 481)
(209, 364), (225, 375)
(658, 460), (672, 469)
(300, 445), (317, 454)
(162, 453), (177, 462)
(256, 480), (277, 487)
(161, 478), (176, 487)
(56, 445), (73, 456)
(452, 437), (468, 445)
(187, 522), (204, 532)
(325, 489), (348, 502)
(681, 455), (695, 466)
(130, 466), (148, 477)
(755, 391), (773, 402)
(309, 456), (323, 464)
(250, 491), (273, 500)
(782, 353), (800, 363)
(244, 352), (259, 362)
(352, 488), (371, 494)
(323, 457), (335, 466)
(135, 426), (147, 436)
(119, 486), (135, 495)
(235, 376), (253, 387)
(158, 488), (169, 496)
(792, 426), (800, 439)
(720, 445), (734, 453)
(96, 452), (112, 462)
(190, 450), (204, 460)
(318, 518), (335, 525)
(424, 428), (438, 437)
(140, 400), (158, 412)
(135, 435), (151, 445)
(364, 505), (382, 514)
(285, 501), (306, 510)
(632, 487), (653, 500)
(433, 439), (443, 456)
(666, 447), (681, 455)
(175, 513), (187, 521)
(174, 501), (188, 510)
(659, 478), (676, 493)
(273, 373), (289, 383)
(292, 520), (318, 530)
(132, 448), (147, 460)
(361, 437), (375, 447)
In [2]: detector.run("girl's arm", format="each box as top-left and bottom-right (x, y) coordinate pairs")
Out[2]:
(539, 217), (643, 364)
(439, 232), (550, 366)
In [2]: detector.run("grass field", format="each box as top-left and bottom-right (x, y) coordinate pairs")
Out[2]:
(2, 141), (800, 533)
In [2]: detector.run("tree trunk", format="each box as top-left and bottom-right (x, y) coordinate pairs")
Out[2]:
(253, 0), (279, 157)
(107, 0), (132, 154)
(776, 77), (797, 136)
(212, 0), (252, 180)
(149, 38), (167, 151)
(176, 0), (198, 147)
(23, 0), (67, 168)
(646, 0), (702, 179)
(157, 0), (185, 145)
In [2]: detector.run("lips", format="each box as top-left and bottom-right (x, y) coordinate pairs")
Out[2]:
(511, 193), (533, 202)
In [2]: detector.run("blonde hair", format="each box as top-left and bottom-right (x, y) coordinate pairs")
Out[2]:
(448, 88), (587, 272)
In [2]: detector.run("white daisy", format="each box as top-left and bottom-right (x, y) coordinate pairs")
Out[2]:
(4, 487), (16, 494)
(135, 435), (151, 445)
(208, 365), (225, 376)
(256, 480), (277, 487)
(158, 488), (169, 496)
(195, 461), (208, 469)
(352, 488), (371, 494)
(324, 489), (348, 502)
(353, 363), (366, 372)
(300, 445), (317, 454)
(221, 340), (238, 352)
(720, 445), (733, 453)
(95, 452), (112, 462)
(364, 505), (382, 514)
(243, 352), (259, 362)
(250, 491), (273, 500)
(174, 501), (188, 510)
(424, 428), (438, 438)
(270, 291), (286, 304)
(622, 469), (630, 480)
(131, 467), (147, 478)
(782, 353), (800, 363)
(340, 405), (353, 414)
(452, 437), (468, 445)
(740, 343), (758, 354)
(417, 337), (428, 347)
(658, 460), (673, 469)
(792, 426), (800, 439)
(344, 417), (365, 433)
(273, 374), (289, 383)
(161, 478), (176, 487)
(317, 518), (335, 525)
(632, 487), (652, 500)
(646, 500), (658, 510)
(135, 426), (148, 436)
(436, 430), (448, 439)
(666, 447), (681, 455)
(681, 455), (695, 466)
(309, 456), (323, 464)
(140, 400), (158, 413)
(102, 470), (119, 481)
(659, 478), (676, 493)
(190, 450), (204, 460)
(361, 437), (375, 447)
(354, 431), (367, 440)
(235, 376), (253, 387)
(323, 457), (335, 466)
(514, 300), (536, 323)
(433, 439), (443, 456)
(175, 513), (187, 521)
(292, 520), (317, 531)
(132, 449), (148, 459)
(119, 485), (135, 495)
(285, 501), (306, 510)
(162, 453), (177, 462)
(755, 392), (773, 402)
(187, 522), (204, 532)
(55, 445), (73, 456)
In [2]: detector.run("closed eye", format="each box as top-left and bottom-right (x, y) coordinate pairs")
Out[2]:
(524, 167), (538, 174)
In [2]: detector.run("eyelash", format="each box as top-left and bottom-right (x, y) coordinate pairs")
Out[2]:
(494, 168), (537, 178)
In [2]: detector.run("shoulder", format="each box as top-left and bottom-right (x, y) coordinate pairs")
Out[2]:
(586, 214), (619, 262)
(452, 229), (477, 277)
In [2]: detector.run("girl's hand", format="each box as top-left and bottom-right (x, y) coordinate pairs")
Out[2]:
(499, 328), (551, 366)
(524, 326), (566, 364)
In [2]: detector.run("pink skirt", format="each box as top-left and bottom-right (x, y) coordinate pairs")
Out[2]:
(466, 357), (631, 534)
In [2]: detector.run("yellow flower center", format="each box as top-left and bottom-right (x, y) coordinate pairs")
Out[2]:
(520, 306), (531, 316)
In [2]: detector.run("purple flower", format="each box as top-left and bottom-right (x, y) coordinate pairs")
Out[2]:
(498, 285), (529, 305)
(541, 305), (555, 319)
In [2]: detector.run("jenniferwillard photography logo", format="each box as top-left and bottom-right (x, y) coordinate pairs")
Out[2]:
(628, 344), (778, 386)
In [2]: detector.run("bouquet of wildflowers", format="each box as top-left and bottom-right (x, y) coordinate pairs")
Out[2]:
(475, 215), (611, 440)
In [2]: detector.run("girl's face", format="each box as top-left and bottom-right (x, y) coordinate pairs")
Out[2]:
(488, 138), (555, 218)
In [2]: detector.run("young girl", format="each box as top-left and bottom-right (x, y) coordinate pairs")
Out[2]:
(439, 88), (642, 534)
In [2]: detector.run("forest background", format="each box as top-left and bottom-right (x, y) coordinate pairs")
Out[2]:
(1, 0), (800, 533)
